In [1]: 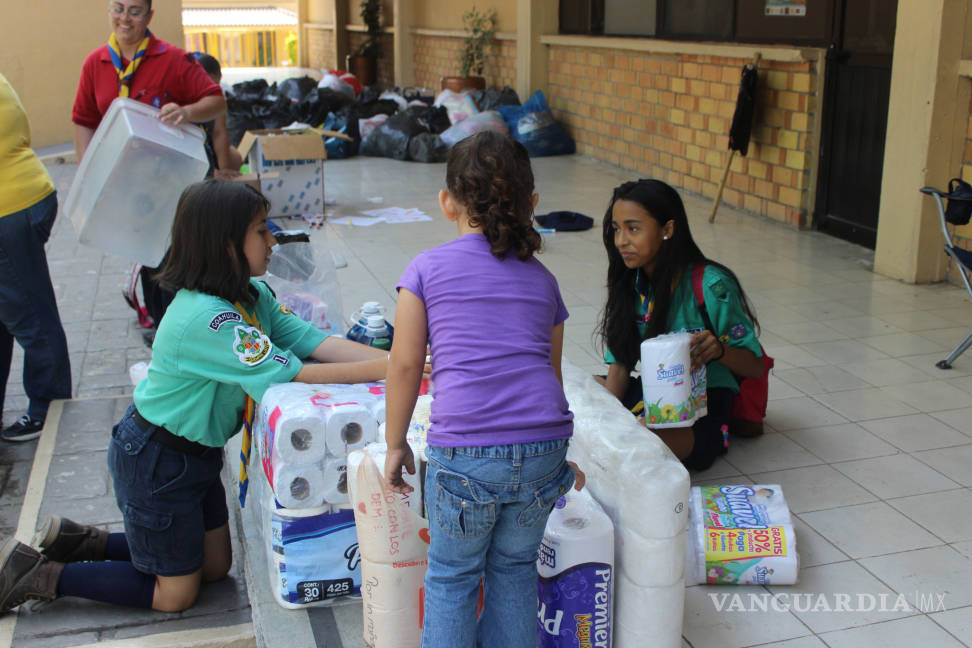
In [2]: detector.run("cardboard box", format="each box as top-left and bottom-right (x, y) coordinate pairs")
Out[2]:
(238, 128), (349, 218)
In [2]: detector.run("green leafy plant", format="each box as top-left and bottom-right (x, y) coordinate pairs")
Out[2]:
(459, 6), (496, 77)
(353, 0), (383, 58)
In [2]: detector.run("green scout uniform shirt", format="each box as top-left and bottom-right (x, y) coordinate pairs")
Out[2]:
(605, 264), (762, 393)
(134, 280), (329, 447)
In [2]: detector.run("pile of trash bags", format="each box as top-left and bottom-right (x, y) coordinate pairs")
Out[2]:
(226, 71), (576, 163)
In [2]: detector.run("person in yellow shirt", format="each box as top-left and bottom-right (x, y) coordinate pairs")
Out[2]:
(0, 74), (71, 442)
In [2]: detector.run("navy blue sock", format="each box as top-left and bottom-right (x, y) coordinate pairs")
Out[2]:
(57, 561), (155, 609)
(105, 533), (131, 562)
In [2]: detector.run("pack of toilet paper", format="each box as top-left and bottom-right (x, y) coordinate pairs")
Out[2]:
(640, 332), (707, 428)
(537, 487), (614, 648)
(257, 382), (383, 508)
(248, 468), (362, 610)
(348, 442), (425, 516)
(562, 359), (689, 648)
(685, 485), (799, 585)
(351, 450), (430, 648)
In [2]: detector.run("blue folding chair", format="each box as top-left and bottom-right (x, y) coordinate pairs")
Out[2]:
(920, 181), (972, 369)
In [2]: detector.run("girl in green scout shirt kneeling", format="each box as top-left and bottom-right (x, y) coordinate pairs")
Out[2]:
(0, 180), (390, 614)
(596, 179), (764, 471)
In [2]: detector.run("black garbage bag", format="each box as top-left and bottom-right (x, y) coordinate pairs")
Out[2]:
(358, 87), (383, 105)
(408, 133), (449, 163)
(401, 87), (435, 104)
(407, 104), (451, 134)
(295, 88), (354, 127)
(231, 79), (270, 102)
(360, 112), (429, 161)
(340, 99), (401, 155)
(278, 76), (319, 103)
(470, 86), (521, 111)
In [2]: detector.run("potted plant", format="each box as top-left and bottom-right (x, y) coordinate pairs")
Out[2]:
(441, 6), (496, 92)
(347, 0), (382, 87)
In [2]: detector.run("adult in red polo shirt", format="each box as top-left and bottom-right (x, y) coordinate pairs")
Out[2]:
(72, 0), (226, 161)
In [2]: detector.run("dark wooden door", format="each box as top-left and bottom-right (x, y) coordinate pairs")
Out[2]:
(814, 0), (898, 248)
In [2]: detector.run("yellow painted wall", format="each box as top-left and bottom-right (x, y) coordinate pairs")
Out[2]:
(0, 4), (184, 148)
(414, 0), (516, 31)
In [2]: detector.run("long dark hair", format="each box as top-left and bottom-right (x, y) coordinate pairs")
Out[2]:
(446, 130), (541, 260)
(156, 180), (271, 305)
(596, 179), (759, 370)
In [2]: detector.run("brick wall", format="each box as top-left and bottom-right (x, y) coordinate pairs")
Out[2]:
(306, 27), (335, 69)
(547, 47), (819, 227)
(347, 32), (395, 89)
(413, 34), (516, 91)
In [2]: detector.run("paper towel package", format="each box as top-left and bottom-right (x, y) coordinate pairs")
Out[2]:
(351, 451), (429, 648)
(537, 487), (614, 648)
(639, 332), (707, 428)
(64, 98), (209, 266)
(562, 359), (689, 648)
(685, 485), (800, 585)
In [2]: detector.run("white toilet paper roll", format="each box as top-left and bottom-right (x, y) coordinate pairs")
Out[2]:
(322, 403), (377, 455)
(272, 463), (327, 509)
(321, 456), (349, 504)
(617, 526), (685, 587)
(614, 573), (684, 648)
(271, 415), (327, 465)
(619, 460), (690, 540)
(370, 399), (386, 425)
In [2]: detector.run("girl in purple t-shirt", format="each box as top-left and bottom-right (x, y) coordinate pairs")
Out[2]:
(384, 131), (584, 648)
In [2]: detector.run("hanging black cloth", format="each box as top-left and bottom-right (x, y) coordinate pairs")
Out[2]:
(728, 63), (759, 156)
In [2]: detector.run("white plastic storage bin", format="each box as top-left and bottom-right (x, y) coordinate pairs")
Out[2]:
(64, 97), (209, 266)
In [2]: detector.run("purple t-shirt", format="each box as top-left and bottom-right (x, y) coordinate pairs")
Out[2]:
(396, 233), (573, 447)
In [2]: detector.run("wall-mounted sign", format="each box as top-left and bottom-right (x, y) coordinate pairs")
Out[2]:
(765, 0), (806, 16)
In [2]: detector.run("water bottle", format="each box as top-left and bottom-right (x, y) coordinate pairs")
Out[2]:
(347, 301), (384, 342)
(356, 315), (393, 350)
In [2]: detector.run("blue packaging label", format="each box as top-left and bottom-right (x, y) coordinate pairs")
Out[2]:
(272, 508), (362, 604)
(537, 563), (612, 648)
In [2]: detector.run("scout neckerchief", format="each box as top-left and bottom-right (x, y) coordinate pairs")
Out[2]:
(108, 30), (152, 97)
(233, 299), (264, 507)
(634, 269), (654, 324)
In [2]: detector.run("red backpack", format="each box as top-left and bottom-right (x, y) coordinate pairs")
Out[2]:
(691, 265), (774, 437)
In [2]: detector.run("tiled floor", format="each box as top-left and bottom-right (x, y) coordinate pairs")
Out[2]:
(317, 156), (972, 648)
(4, 153), (970, 647)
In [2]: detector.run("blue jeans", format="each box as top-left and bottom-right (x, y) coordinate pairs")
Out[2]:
(422, 440), (575, 648)
(0, 192), (71, 421)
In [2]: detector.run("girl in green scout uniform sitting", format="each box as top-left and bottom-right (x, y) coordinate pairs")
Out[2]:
(0, 180), (391, 614)
(596, 179), (764, 471)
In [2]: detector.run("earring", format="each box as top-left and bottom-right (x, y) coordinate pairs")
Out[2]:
(663, 236), (669, 240)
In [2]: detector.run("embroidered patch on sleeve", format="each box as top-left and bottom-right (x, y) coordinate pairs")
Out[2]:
(279, 304), (293, 315)
(232, 325), (272, 366)
(272, 353), (289, 365)
(710, 279), (729, 300)
(730, 323), (748, 339)
(209, 311), (242, 331)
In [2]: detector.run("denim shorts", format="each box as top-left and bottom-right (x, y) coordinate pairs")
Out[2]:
(108, 404), (228, 577)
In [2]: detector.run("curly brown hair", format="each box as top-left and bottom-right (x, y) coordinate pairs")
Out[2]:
(445, 131), (540, 260)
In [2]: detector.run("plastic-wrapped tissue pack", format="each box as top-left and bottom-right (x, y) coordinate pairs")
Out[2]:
(537, 487), (614, 648)
(686, 484), (799, 585)
(562, 359), (689, 648)
(640, 331), (707, 427)
(256, 382), (387, 508)
(351, 449), (430, 648)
